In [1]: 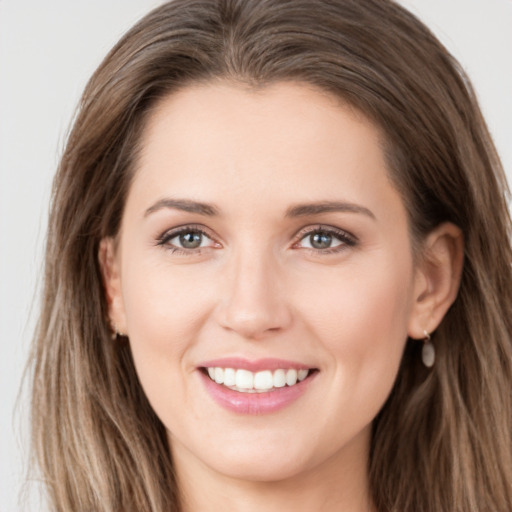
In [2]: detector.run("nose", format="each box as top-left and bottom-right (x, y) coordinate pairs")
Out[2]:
(215, 248), (292, 340)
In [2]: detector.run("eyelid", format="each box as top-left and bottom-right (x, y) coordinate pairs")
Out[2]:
(156, 223), (221, 251)
(155, 223), (356, 254)
(292, 224), (358, 251)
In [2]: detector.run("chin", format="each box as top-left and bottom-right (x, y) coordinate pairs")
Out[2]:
(168, 425), (320, 483)
(208, 451), (314, 483)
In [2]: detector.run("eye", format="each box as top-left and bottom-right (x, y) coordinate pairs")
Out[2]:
(301, 231), (341, 250)
(294, 226), (356, 253)
(173, 230), (207, 249)
(157, 225), (219, 253)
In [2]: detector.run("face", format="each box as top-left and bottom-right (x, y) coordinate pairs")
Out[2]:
(103, 81), (429, 485)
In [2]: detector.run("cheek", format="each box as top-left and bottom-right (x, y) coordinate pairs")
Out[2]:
(118, 256), (216, 409)
(295, 254), (414, 402)
(300, 258), (412, 338)
(122, 256), (213, 346)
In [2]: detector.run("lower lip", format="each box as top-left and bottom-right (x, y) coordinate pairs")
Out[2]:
(199, 371), (315, 415)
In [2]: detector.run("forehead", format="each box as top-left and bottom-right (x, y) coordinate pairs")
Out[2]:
(128, 81), (404, 225)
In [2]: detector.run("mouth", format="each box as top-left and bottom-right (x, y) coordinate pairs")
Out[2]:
(201, 366), (317, 393)
(197, 358), (319, 414)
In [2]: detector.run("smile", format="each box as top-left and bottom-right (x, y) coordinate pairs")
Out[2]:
(198, 358), (318, 414)
(206, 367), (310, 393)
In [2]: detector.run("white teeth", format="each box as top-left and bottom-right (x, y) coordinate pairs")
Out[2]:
(273, 369), (286, 388)
(224, 367), (236, 387)
(298, 369), (308, 381)
(214, 367), (224, 384)
(235, 369), (254, 389)
(205, 367), (311, 392)
(285, 369), (298, 386)
(254, 370), (273, 390)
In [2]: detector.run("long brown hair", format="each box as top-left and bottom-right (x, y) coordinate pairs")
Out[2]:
(30, 1), (512, 510)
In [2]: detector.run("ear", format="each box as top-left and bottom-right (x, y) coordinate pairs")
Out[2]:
(407, 223), (464, 339)
(98, 237), (127, 335)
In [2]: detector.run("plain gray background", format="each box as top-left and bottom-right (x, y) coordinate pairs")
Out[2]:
(1, 1), (511, 510)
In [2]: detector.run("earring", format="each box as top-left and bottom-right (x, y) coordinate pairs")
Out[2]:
(110, 323), (126, 340)
(421, 330), (435, 368)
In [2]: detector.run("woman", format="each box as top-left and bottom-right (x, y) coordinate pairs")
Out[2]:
(30, 0), (512, 510)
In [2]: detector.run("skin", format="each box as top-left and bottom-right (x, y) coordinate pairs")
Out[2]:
(100, 81), (463, 511)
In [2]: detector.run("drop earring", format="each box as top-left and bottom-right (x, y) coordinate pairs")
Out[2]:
(421, 330), (435, 368)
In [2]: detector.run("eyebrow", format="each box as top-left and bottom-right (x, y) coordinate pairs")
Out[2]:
(144, 198), (375, 220)
(285, 201), (375, 219)
(144, 198), (219, 217)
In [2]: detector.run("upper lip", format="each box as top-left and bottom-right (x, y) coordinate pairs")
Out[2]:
(198, 357), (315, 372)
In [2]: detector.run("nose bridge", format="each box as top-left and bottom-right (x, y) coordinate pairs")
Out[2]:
(217, 241), (291, 338)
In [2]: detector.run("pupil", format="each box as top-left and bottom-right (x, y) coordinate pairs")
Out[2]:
(179, 232), (202, 249)
(311, 232), (332, 249)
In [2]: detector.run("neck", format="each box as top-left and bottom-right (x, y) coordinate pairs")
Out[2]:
(172, 429), (376, 512)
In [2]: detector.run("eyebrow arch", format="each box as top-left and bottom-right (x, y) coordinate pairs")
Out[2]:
(285, 201), (375, 219)
(144, 198), (219, 217)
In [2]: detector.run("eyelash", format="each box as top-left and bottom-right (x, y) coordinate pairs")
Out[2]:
(292, 225), (357, 255)
(156, 224), (217, 255)
(156, 224), (357, 255)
